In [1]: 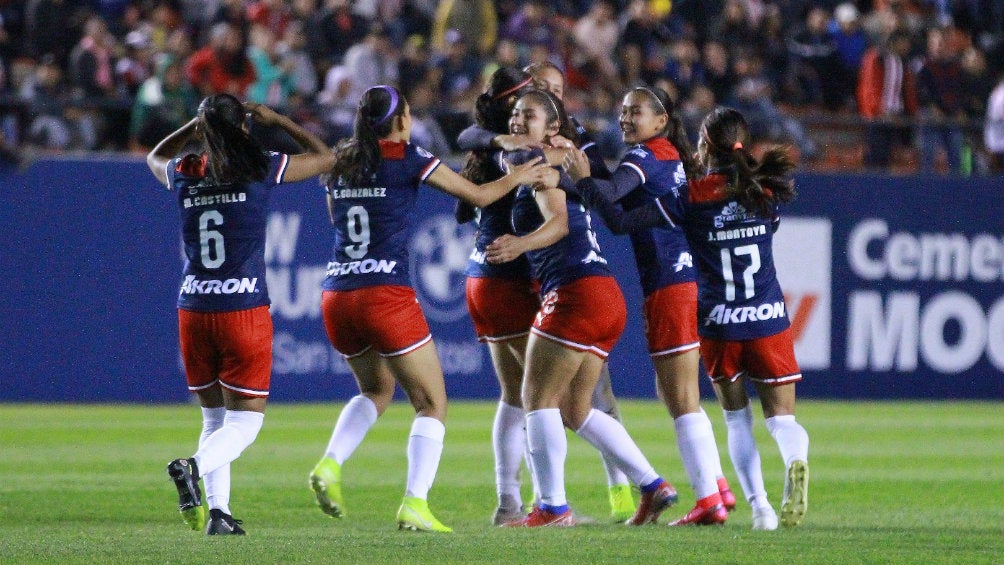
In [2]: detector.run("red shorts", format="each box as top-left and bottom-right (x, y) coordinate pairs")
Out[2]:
(532, 276), (627, 359)
(466, 276), (539, 342)
(178, 306), (272, 398)
(700, 327), (802, 386)
(643, 282), (700, 357)
(322, 286), (431, 358)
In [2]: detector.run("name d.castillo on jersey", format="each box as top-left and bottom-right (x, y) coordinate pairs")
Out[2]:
(183, 191), (248, 209)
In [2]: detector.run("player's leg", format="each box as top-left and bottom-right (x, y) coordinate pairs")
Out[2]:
(590, 362), (635, 522)
(311, 350), (395, 518)
(388, 341), (453, 532)
(756, 381), (809, 528)
(567, 357), (677, 527)
(488, 337), (529, 524)
(714, 378), (777, 530)
(654, 349), (728, 526)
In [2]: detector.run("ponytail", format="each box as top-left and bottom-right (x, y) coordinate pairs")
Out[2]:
(332, 85), (404, 187)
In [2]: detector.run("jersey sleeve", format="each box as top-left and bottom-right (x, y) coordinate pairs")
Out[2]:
(576, 177), (672, 234)
(265, 151), (292, 185)
(456, 124), (498, 152)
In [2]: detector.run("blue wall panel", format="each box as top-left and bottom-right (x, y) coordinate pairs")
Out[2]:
(1, 159), (1001, 401)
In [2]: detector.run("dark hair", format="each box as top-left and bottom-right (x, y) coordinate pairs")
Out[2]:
(516, 88), (578, 144)
(331, 85), (406, 187)
(461, 67), (534, 184)
(700, 106), (796, 216)
(196, 93), (268, 184)
(631, 86), (699, 181)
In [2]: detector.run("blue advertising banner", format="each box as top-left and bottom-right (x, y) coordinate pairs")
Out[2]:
(1, 159), (1001, 402)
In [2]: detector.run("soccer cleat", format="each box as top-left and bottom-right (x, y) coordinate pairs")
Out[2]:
(625, 480), (678, 526)
(205, 508), (246, 535)
(166, 457), (204, 531)
(502, 505), (575, 527)
(752, 505), (779, 531)
(309, 457), (344, 519)
(608, 484), (637, 523)
(717, 477), (737, 512)
(668, 500), (728, 526)
(397, 497), (453, 532)
(780, 460), (809, 528)
(492, 494), (525, 526)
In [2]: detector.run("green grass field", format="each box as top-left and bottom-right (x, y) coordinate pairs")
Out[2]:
(1, 400), (1001, 565)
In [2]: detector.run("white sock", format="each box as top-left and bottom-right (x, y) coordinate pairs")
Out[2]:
(526, 408), (567, 507)
(575, 409), (659, 488)
(199, 407), (230, 513)
(674, 409), (721, 500)
(193, 409), (264, 477)
(524, 429), (541, 505)
(325, 395), (378, 465)
(404, 416), (445, 500)
(492, 401), (525, 504)
(722, 405), (768, 505)
(765, 415), (809, 467)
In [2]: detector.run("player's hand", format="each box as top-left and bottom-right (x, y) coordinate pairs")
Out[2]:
(548, 134), (575, 149)
(245, 102), (280, 126)
(531, 167), (561, 191)
(494, 134), (544, 151)
(562, 148), (591, 182)
(504, 156), (550, 186)
(485, 234), (525, 264)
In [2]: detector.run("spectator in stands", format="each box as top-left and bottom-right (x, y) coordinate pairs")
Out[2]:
(246, 0), (292, 38)
(433, 29), (482, 108)
(406, 79), (452, 157)
(342, 23), (398, 105)
(186, 21), (256, 98)
(726, 49), (820, 161)
(129, 54), (199, 150)
(69, 15), (121, 100)
(247, 25), (296, 110)
(788, 6), (844, 109)
(701, 41), (735, 106)
(662, 37), (705, 101)
(985, 68), (1004, 174)
(571, 0), (622, 95)
(915, 26), (965, 175)
(501, 0), (557, 61)
(116, 30), (153, 97)
(431, 0), (497, 58)
(278, 19), (319, 101)
(711, 0), (760, 56)
(398, 34), (432, 99)
(308, 0), (369, 67)
(316, 63), (355, 141)
(829, 2), (868, 110)
(857, 29), (918, 169)
(21, 54), (95, 150)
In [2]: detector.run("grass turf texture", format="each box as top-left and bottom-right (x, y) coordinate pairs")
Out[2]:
(0, 400), (1001, 565)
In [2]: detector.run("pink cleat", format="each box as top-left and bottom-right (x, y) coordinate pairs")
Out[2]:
(625, 480), (678, 525)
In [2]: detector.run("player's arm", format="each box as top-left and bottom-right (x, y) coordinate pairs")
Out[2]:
(576, 177), (673, 234)
(484, 187), (568, 264)
(246, 103), (334, 182)
(147, 117), (199, 187)
(426, 157), (555, 208)
(563, 148), (641, 202)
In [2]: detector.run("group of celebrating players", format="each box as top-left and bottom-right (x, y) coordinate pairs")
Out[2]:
(150, 61), (809, 536)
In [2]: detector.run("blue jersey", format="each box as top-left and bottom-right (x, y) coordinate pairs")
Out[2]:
(616, 137), (695, 294)
(168, 151), (291, 312)
(322, 141), (441, 291)
(661, 172), (790, 340)
(464, 148), (531, 280)
(508, 149), (611, 294)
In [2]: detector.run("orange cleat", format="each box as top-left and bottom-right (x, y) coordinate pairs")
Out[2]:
(502, 506), (575, 527)
(717, 477), (737, 512)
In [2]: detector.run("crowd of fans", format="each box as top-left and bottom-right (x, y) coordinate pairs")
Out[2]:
(1, 0), (1003, 175)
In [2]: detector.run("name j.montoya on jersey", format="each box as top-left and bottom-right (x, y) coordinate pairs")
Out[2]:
(705, 301), (785, 325)
(707, 224), (767, 241)
(328, 187), (387, 199)
(183, 192), (247, 208)
(180, 276), (259, 295)
(326, 258), (398, 276)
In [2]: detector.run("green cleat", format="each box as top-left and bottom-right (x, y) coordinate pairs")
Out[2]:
(396, 497), (453, 532)
(167, 458), (205, 531)
(608, 484), (637, 523)
(780, 460), (809, 528)
(309, 457), (344, 518)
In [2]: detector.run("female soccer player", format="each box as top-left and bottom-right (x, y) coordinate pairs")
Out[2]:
(307, 84), (552, 532)
(569, 105), (810, 530)
(486, 89), (677, 527)
(148, 94), (335, 535)
(564, 86), (736, 526)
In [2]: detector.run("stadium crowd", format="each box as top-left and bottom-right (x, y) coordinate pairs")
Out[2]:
(1, 0), (1002, 175)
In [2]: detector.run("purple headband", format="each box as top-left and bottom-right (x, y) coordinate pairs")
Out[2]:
(371, 85), (400, 127)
